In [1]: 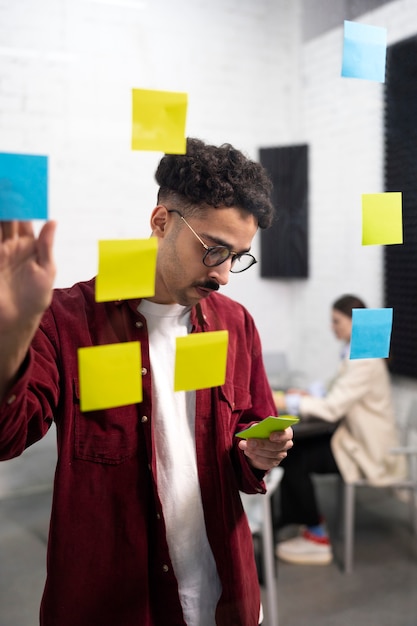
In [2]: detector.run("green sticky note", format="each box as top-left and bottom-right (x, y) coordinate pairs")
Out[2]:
(95, 238), (157, 302)
(131, 88), (187, 154)
(78, 342), (142, 412)
(235, 415), (300, 439)
(362, 192), (403, 245)
(174, 330), (228, 392)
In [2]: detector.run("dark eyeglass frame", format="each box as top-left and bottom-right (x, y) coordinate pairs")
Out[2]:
(167, 209), (257, 273)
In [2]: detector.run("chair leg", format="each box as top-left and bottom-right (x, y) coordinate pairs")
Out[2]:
(343, 482), (355, 574)
(262, 495), (279, 626)
(336, 477), (345, 539)
(411, 488), (417, 536)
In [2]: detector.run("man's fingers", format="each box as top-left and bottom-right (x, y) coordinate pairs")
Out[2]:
(0, 221), (18, 241)
(37, 221), (57, 268)
(18, 221), (35, 237)
(1, 220), (36, 241)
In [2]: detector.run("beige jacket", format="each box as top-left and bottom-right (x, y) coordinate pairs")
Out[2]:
(299, 357), (407, 485)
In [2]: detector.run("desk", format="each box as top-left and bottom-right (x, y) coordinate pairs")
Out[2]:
(292, 417), (338, 439)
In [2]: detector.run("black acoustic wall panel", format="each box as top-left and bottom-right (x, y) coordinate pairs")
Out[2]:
(384, 35), (417, 378)
(259, 145), (308, 278)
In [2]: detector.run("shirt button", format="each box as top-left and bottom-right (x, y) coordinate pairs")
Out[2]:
(156, 513), (161, 520)
(162, 564), (169, 573)
(6, 394), (16, 405)
(141, 415), (148, 423)
(141, 367), (147, 376)
(135, 320), (143, 328)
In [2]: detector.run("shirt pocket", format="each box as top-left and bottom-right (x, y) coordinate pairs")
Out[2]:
(218, 381), (252, 414)
(217, 381), (252, 442)
(72, 378), (139, 464)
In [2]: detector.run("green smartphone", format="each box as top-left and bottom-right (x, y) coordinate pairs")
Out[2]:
(235, 415), (299, 439)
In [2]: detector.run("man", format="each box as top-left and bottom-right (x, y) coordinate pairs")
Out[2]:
(0, 138), (293, 626)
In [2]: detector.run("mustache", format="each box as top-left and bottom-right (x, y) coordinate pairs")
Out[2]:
(196, 280), (220, 292)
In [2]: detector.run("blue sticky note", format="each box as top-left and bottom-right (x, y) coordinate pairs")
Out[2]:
(0, 152), (48, 220)
(350, 308), (393, 360)
(341, 20), (387, 83)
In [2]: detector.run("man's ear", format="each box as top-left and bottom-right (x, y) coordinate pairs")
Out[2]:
(150, 205), (169, 238)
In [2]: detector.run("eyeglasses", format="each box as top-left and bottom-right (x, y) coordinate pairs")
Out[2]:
(167, 209), (257, 273)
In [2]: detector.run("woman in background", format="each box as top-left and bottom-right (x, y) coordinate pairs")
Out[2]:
(274, 294), (406, 565)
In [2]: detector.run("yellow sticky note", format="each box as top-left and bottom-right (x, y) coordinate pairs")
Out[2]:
(362, 192), (403, 245)
(95, 238), (157, 302)
(131, 88), (187, 154)
(174, 331), (229, 392)
(78, 342), (142, 412)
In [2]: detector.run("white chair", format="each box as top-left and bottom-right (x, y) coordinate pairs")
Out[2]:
(342, 400), (417, 573)
(241, 467), (283, 626)
(263, 351), (307, 392)
(262, 352), (290, 391)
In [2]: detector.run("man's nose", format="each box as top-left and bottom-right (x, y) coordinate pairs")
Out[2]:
(207, 260), (231, 286)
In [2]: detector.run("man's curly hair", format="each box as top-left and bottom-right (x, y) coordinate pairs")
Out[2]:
(155, 138), (275, 229)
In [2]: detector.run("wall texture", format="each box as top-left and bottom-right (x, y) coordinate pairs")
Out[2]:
(294, 0), (417, 399)
(0, 0), (417, 404)
(0, 0), (300, 341)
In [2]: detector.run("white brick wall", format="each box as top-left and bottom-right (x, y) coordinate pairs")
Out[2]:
(1, 0), (416, 402)
(0, 0), (301, 353)
(265, 0), (417, 391)
(286, 0), (417, 419)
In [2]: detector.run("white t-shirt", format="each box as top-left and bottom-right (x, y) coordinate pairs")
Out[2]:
(139, 300), (222, 626)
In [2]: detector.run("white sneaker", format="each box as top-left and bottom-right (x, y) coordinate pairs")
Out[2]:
(275, 529), (333, 565)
